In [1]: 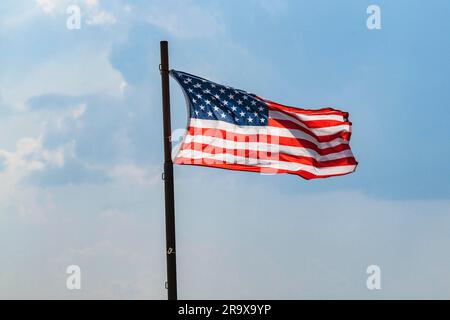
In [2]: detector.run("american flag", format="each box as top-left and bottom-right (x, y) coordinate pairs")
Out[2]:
(170, 70), (357, 179)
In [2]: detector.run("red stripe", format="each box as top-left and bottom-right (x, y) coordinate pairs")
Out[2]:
(174, 157), (355, 180)
(186, 126), (351, 155)
(268, 118), (351, 142)
(270, 108), (350, 128)
(301, 119), (351, 128)
(261, 98), (349, 119)
(180, 142), (357, 168)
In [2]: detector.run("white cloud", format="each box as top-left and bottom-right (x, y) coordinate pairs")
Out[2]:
(1, 7), (38, 30)
(146, 1), (224, 39)
(0, 181), (165, 298)
(119, 81), (128, 95)
(2, 173), (450, 298)
(35, 0), (59, 14)
(0, 136), (71, 206)
(86, 11), (117, 26)
(108, 164), (160, 187)
(17, 192), (54, 223)
(1, 49), (125, 110)
(84, 0), (98, 8)
(255, 0), (288, 16)
(72, 103), (87, 120)
(1, 136), (64, 172)
(2, 0), (114, 30)
(1, 1), (64, 30)
(123, 4), (132, 13)
(82, 0), (117, 27)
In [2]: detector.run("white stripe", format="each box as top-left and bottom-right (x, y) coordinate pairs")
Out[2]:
(176, 150), (356, 176)
(183, 134), (355, 161)
(269, 110), (351, 136)
(281, 113), (345, 122)
(188, 119), (349, 149)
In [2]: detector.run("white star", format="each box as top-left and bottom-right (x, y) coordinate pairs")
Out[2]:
(222, 100), (228, 106)
(194, 83), (201, 88)
(207, 111), (213, 117)
(247, 117), (253, 123)
(200, 105), (205, 110)
(205, 100), (211, 105)
(260, 118), (265, 123)
(239, 111), (245, 117)
(188, 88), (194, 93)
(245, 106), (251, 111)
(195, 110), (199, 116)
(186, 78), (192, 83)
(251, 100), (256, 106)
(211, 83), (216, 88)
(213, 106), (219, 111)
(196, 94), (202, 99)
(237, 100), (243, 105)
(228, 94), (234, 100)
(221, 113), (226, 118)
(258, 106), (264, 111)
(192, 98), (197, 103)
(203, 89), (211, 94)
(253, 112), (258, 117)
(243, 95), (248, 100)
(214, 94), (220, 100)
(231, 106), (237, 111)
(235, 117), (239, 122)
(220, 89), (225, 94)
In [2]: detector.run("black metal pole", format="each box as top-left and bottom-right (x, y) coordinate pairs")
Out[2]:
(160, 40), (177, 300)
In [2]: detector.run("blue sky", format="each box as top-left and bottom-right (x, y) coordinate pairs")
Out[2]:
(1, 0), (450, 299)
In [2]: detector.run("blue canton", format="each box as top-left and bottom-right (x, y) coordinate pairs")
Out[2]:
(171, 70), (268, 126)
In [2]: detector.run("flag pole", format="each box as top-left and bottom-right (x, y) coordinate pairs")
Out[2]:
(160, 40), (178, 300)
